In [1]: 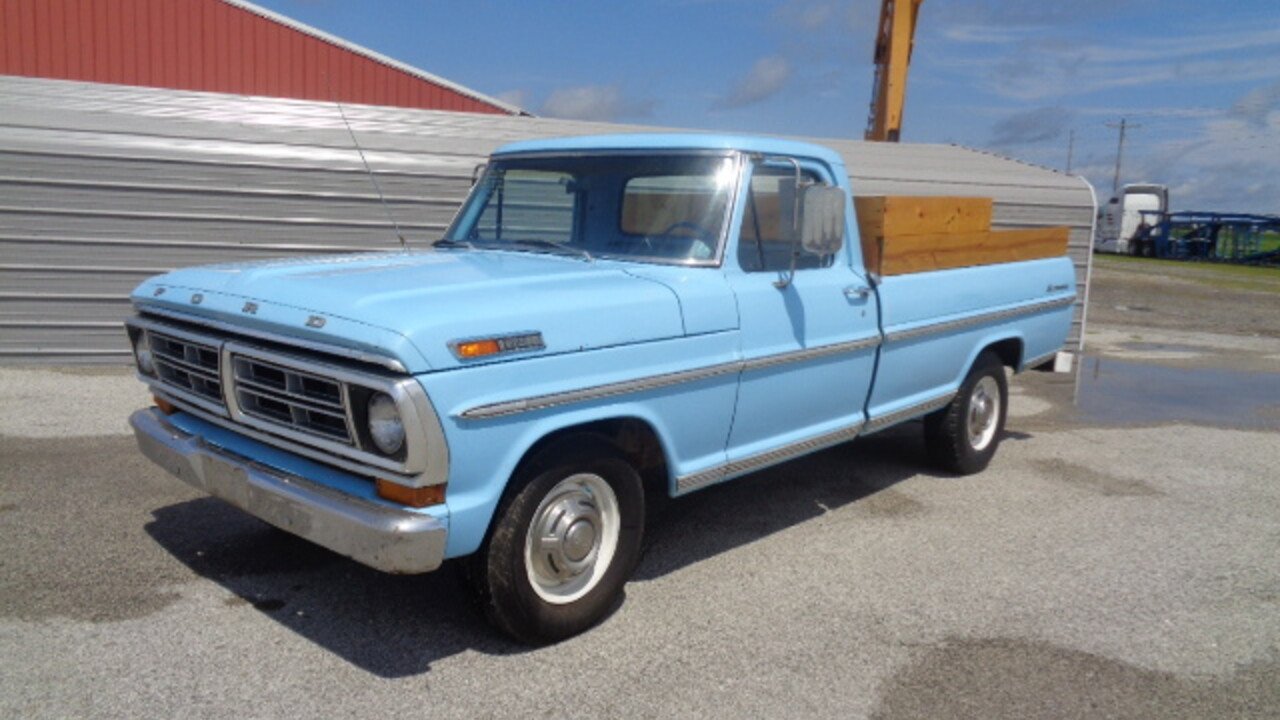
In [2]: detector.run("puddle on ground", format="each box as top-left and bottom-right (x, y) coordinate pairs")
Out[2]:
(1074, 355), (1280, 429)
(1117, 341), (1205, 354)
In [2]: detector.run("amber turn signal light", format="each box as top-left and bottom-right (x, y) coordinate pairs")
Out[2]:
(454, 339), (502, 359)
(153, 395), (176, 415)
(376, 479), (446, 508)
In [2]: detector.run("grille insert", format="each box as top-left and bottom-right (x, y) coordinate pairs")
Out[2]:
(150, 332), (224, 405)
(231, 355), (353, 443)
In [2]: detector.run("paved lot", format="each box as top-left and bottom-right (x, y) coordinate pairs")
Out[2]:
(3, 267), (1279, 717)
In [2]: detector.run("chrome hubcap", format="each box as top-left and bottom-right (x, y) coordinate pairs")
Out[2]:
(524, 473), (620, 604)
(966, 376), (1000, 451)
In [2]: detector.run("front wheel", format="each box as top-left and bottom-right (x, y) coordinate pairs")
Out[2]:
(924, 351), (1008, 475)
(467, 436), (644, 644)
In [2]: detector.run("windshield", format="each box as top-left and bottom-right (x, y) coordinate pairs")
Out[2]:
(443, 154), (739, 265)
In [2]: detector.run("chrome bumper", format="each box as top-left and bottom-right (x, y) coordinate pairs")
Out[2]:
(130, 408), (447, 574)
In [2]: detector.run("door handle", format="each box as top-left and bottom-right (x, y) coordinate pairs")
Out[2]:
(844, 285), (871, 300)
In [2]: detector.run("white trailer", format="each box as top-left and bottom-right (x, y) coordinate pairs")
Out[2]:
(1095, 184), (1168, 255)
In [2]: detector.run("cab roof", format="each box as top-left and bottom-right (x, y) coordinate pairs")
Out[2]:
(492, 133), (846, 167)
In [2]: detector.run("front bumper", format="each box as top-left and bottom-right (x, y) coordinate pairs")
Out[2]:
(130, 408), (447, 574)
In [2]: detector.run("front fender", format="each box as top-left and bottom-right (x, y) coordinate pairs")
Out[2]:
(418, 333), (740, 559)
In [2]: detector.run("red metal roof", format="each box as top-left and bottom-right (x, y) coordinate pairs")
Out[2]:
(0, 0), (521, 114)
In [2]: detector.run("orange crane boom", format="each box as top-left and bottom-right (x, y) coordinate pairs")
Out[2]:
(865, 0), (923, 142)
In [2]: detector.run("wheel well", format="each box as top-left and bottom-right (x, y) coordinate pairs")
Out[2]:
(516, 418), (670, 497)
(983, 338), (1023, 370)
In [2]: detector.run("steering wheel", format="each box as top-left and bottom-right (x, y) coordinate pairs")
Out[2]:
(660, 221), (712, 240)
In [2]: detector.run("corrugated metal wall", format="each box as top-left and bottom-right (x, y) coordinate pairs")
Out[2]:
(0, 75), (1095, 363)
(0, 0), (517, 114)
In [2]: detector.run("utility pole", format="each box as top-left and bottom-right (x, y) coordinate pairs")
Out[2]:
(1106, 118), (1141, 197)
(1065, 129), (1075, 174)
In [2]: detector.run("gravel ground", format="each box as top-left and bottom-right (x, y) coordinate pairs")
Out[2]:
(2, 263), (1278, 718)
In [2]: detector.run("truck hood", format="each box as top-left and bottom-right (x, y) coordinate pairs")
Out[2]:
(131, 250), (687, 373)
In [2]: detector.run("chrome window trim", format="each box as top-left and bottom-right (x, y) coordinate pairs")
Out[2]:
(457, 332), (882, 420)
(677, 420), (866, 493)
(863, 392), (956, 434)
(883, 296), (1075, 344)
(135, 305), (410, 373)
(221, 340), (447, 482)
(442, 151), (745, 270)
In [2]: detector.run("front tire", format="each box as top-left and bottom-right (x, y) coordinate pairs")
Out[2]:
(924, 351), (1008, 475)
(469, 436), (644, 644)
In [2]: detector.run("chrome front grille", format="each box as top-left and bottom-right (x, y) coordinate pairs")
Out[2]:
(230, 354), (354, 444)
(128, 313), (444, 483)
(149, 331), (224, 406)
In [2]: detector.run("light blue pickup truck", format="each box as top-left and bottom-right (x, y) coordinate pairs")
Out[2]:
(126, 134), (1075, 642)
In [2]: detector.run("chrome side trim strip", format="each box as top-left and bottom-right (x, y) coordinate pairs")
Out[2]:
(883, 296), (1074, 344)
(863, 392), (955, 433)
(137, 305), (410, 373)
(458, 333), (882, 420)
(460, 360), (743, 420)
(676, 420), (865, 493)
(741, 334), (882, 372)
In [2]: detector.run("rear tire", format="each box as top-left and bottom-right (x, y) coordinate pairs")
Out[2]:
(467, 436), (645, 645)
(924, 351), (1008, 475)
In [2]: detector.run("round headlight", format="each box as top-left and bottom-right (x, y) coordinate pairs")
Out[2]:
(367, 393), (405, 455)
(133, 333), (155, 375)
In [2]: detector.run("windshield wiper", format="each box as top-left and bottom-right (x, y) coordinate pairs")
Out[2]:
(510, 239), (593, 262)
(432, 238), (474, 250)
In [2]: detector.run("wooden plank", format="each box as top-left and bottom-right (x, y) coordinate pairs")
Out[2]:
(855, 195), (994, 275)
(856, 196), (992, 236)
(854, 196), (886, 275)
(879, 227), (1070, 275)
(853, 195), (1067, 275)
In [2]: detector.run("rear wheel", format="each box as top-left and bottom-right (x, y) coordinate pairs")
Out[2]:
(467, 436), (644, 644)
(924, 351), (1008, 475)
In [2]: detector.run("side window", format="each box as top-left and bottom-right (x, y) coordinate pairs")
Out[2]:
(473, 170), (576, 243)
(738, 167), (831, 273)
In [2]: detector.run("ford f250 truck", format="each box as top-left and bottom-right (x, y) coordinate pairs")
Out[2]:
(126, 134), (1075, 643)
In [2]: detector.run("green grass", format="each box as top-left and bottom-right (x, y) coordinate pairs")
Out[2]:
(1095, 253), (1280, 294)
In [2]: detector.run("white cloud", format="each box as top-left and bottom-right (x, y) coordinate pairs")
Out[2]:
(1230, 80), (1280, 128)
(539, 85), (654, 122)
(938, 21), (1280, 101)
(714, 55), (792, 110)
(494, 89), (530, 111)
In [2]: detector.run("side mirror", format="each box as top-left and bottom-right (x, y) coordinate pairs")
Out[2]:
(800, 185), (846, 256)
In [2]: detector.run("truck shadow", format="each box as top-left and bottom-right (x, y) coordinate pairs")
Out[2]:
(144, 421), (975, 678)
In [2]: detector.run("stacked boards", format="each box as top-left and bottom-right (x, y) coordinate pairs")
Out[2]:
(854, 196), (1069, 276)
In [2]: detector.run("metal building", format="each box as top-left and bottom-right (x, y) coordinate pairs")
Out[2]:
(0, 0), (522, 114)
(0, 75), (1096, 363)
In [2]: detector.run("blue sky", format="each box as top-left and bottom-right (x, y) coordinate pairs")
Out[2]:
(257, 0), (1280, 212)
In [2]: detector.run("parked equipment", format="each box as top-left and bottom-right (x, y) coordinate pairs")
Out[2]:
(1131, 211), (1280, 264)
(865, 0), (924, 142)
(1095, 184), (1169, 255)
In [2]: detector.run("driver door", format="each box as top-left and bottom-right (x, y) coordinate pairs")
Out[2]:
(722, 160), (879, 468)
